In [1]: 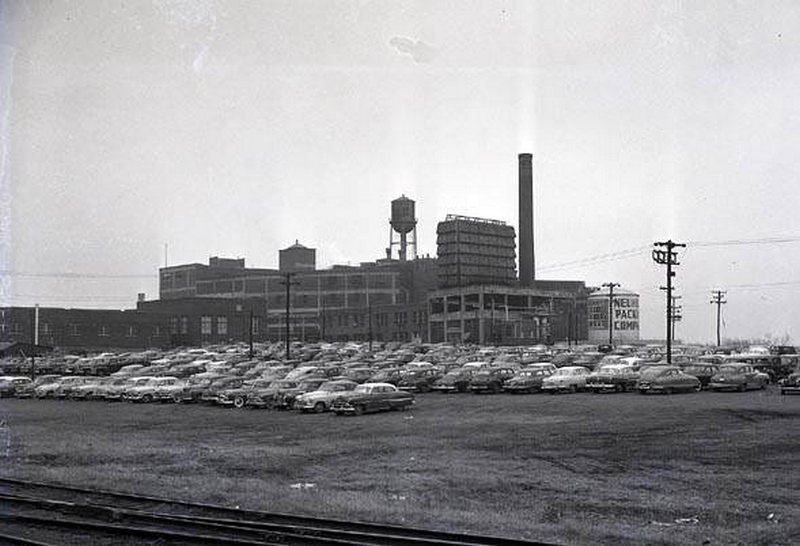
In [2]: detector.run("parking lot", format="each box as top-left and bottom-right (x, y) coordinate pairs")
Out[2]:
(1, 388), (797, 545)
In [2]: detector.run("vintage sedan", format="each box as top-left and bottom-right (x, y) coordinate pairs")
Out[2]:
(0, 376), (33, 398)
(541, 366), (590, 393)
(273, 378), (327, 409)
(294, 380), (358, 413)
(397, 368), (443, 393)
(367, 367), (404, 386)
(468, 367), (518, 394)
(430, 368), (473, 393)
(123, 376), (183, 402)
(780, 372), (800, 395)
(709, 364), (769, 392)
(503, 367), (554, 394)
(331, 382), (414, 415)
(585, 364), (639, 393)
(681, 364), (720, 389)
(636, 366), (701, 394)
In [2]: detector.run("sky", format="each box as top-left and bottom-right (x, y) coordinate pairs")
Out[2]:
(1, 0), (799, 344)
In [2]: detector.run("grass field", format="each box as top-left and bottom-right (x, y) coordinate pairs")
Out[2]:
(1, 389), (798, 545)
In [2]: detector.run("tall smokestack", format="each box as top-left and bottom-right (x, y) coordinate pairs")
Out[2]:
(518, 153), (535, 286)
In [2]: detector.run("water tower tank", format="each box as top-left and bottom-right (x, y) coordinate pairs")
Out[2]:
(391, 195), (416, 234)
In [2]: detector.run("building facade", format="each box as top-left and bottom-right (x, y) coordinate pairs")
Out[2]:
(427, 281), (588, 345)
(436, 215), (517, 288)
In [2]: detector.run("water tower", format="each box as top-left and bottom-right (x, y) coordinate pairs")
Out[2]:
(388, 195), (417, 261)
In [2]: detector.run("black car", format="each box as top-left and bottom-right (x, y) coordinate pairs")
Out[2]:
(468, 367), (518, 394)
(682, 364), (720, 389)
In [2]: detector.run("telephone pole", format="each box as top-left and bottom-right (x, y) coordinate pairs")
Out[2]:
(670, 295), (682, 344)
(710, 290), (727, 347)
(280, 272), (300, 360)
(652, 240), (686, 364)
(602, 282), (620, 346)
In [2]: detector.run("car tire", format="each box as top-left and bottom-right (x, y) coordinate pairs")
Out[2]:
(233, 396), (246, 409)
(172, 395), (182, 404)
(569, 385), (577, 394)
(313, 402), (325, 413)
(142, 394), (152, 403)
(738, 383), (746, 392)
(353, 404), (365, 416)
(693, 384), (702, 393)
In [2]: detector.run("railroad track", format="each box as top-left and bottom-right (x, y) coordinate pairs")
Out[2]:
(0, 477), (555, 546)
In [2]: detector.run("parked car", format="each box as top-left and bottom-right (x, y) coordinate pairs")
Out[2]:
(199, 377), (245, 403)
(123, 377), (182, 402)
(213, 379), (273, 408)
(541, 366), (590, 393)
(780, 371), (800, 395)
(272, 378), (327, 410)
(51, 376), (93, 398)
(681, 363), (720, 389)
(503, 367), (554, 394)
(397, 368), (443, 393)
(585, 364), (639, 393)
(367, 367), (404, 386)
(468, 367), (518, 394)
(709, 364), (769, 392)
(431, 368), (473, 393)
(69, 378), (111, 400)
(331, 382), (414, 415)
(636, 366), (701, 394)
(294, 380), (358, 413)
(0, 376), (33, 398)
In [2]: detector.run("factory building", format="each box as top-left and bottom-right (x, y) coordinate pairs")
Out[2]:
(436, 215), (517, 288)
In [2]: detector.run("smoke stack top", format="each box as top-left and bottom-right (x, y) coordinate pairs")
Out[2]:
(518, 153), (535, 286)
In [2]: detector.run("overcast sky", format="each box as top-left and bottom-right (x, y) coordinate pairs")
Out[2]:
(2, 0), (799, 343)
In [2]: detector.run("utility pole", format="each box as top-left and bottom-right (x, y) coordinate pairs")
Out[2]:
(652, 240), (686, 364)
(368, 301), (374, 352)
(710, 290), (727, 347)
(602, 282), (620, 346)
(670, 295), (682, 344)
(280, 272), (299, 360)
(248, 308), (254, 358)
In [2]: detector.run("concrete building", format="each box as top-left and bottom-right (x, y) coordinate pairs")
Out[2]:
(436, 215), (517, 288)
(427, 281), (588, 345)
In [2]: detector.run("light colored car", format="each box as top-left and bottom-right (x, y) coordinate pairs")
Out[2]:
(294, 380), (358, 413)
(331, 382), (414, 415)
(541, 366), (590, 393)
(0, 376), (33, 398)
(709, 364), (769, 392)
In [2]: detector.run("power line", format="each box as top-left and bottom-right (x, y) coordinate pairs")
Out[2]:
(688, 236), (800, 247)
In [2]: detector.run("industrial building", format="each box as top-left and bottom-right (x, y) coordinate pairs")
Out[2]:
(436, 215), (517, 288)
(1, 153), (601, 350)
(426, 153), (590, 345)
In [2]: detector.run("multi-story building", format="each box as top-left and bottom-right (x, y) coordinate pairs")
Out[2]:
(436, 215), (517, 288)
(427, 280), (589, 345)
(154, 243), (438, 343)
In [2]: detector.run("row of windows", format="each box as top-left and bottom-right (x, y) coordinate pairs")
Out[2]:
(0, 323), (161, 338)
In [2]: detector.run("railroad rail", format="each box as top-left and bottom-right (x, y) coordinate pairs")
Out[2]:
(0, 477), (555, 546)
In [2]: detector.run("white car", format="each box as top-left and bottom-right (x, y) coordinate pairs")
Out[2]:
(294, 380), (358, 413)
(541, 366), (590, 393)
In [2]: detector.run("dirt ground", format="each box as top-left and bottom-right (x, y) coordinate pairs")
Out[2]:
(1, 389), (798, 545)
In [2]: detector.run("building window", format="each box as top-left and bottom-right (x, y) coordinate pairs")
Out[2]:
(40, 323), (52, 335)
(180, 316), (188, 334)
(170, 317), (179, 335)
(217, 316), (228, 335)
(153, 325), (161, 337)
(252, 316), (261, 335)
(11, 323), (21, 335)
(69, 324), (80, 336)
(99, 325), (110, 337)
(201, 316), (212, 335)
(126, 325), (136, 337)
